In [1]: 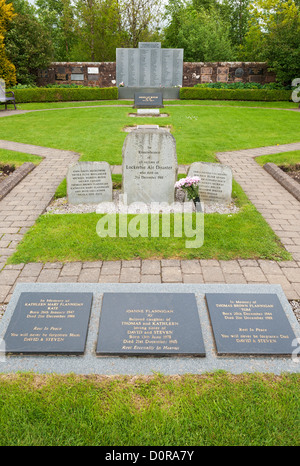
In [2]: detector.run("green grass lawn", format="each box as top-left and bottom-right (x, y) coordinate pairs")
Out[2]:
(1, 102), (299, 263)
(8, 185), (291, 263)
(0, 372), (298, 446)
(256, 150), (300, 167)
(1, 104), (300, 165)
(16, 99), (299, 110)
(0, 149), (41, 167)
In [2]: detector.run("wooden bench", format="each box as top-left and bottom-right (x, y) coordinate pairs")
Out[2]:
(0, 91), (17, 110)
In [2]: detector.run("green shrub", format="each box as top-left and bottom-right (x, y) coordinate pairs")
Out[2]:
(194, 82), (291, 90)
(180, 87), (292, 101)
(10, 87), (118, 103)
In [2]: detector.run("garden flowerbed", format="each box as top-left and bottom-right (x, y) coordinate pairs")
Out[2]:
(0, 164), (15, 184)
(279, 164), (300, 184)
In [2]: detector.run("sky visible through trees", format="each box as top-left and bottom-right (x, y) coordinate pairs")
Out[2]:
(0, 0), (299, 85)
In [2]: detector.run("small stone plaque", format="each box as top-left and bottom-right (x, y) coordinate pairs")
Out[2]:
(188, 162), (232, 204)
(72, 67), (83, 73)
(71, 73), (84, 81)
(4, 292), (93, 354)
(249, 68), (264, 75)
(88, 67), (99, 74)
(55, 73), (68, 81)
(139, 42), (161, 49)
(235, 68), (244, 77)
(134, 92), (163, 108)
(67, 161), (112, 205)
(96, 293), (205, 356)
(205, 293), (297, 355)
(88, 74), (99, 81)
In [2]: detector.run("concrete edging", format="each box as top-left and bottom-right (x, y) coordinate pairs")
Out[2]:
(263, 162), (300, 202)
(0, 162), (36, 201)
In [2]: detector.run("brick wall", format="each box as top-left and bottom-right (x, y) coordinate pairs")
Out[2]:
(37, 61), (276, 87)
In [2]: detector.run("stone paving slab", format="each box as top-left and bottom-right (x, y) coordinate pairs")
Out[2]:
(1, 259), (300, 304)
(0, 140), (79, 276)
(216, 144), (300, 263)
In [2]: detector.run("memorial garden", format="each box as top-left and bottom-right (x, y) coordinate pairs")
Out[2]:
(0, 0), (300, 449)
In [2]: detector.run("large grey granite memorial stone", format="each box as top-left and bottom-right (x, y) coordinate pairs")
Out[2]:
(188, 162), (232, 204)
(116, 42), (183, 99)
(67, 161), (112, 205)
(122, 128), (178, 204)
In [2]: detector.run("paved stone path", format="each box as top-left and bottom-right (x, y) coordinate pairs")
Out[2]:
(0, 138), (300, 304)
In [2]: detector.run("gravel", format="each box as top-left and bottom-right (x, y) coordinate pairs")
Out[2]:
(45, 190), (240, 215)
(290, 300), (300, 323)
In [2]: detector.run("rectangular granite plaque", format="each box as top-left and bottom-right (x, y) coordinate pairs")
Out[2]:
(96, 292), (205, 356)
(134, 92), (163, 108)
(4, 292), (93, 354)
(205, 293), (297, 355)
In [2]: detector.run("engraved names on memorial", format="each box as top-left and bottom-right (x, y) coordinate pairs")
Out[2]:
(205, 293), (297, 355)
(96, 292), (206, 356)
(188, 162), (232, 204)
(116, 43), (183, 88)
(4, 292), (93, 354)
(67, 161), (112, 205)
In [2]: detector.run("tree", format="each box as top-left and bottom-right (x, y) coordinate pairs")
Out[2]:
(73, 0), (125, 61)
(0, 0), (16, 86)
(5, 0), (53, 84)
(240, 0), (300, 85)
(264, 3), (300, 85)
(35, 0), (78, 61)
(119, 0), (164, 48)
(164, 4), (235, 61)
(221, 0), (251, 47)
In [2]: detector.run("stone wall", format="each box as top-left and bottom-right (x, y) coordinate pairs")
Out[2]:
(37, 61), (276, 87)
(37, 62), (117, 88)
(182, 62), (276, 86)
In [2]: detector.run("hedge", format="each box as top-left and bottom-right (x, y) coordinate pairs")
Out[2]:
(179, 87), (292, 101)
(10, 87), (118, 103)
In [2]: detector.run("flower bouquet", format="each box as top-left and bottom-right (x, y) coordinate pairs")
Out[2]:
(175, 176), (202, 211)
(119, 82), (125, 87)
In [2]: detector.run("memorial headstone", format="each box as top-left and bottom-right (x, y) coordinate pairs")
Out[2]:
(96, 292), (206, 356)
(67, 161), (112, 205)
(205, 293), (297, 355)
(134, 92), (163, 108)
(122, 128), (177, 204)
(188, 162), (232, 204)
(4, 292), (93, 354)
